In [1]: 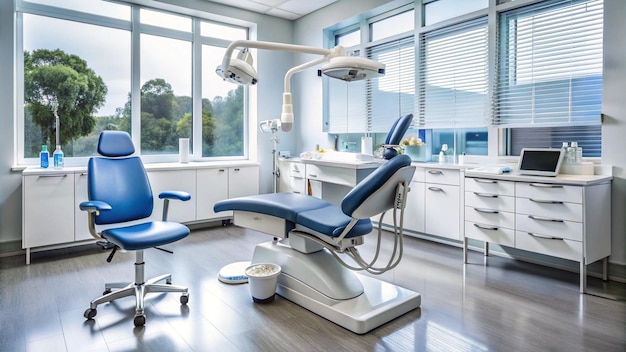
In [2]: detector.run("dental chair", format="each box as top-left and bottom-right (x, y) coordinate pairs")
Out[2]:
(214, 154), (421, 334)
(80, 131), (190, 327)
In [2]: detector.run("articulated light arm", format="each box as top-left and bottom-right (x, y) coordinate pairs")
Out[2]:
(216, 40), (384, 132)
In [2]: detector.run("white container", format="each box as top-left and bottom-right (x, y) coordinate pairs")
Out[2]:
(245, 263), (281, 303)
(361, 136), (373, 155)
(179, 138), (190, 163)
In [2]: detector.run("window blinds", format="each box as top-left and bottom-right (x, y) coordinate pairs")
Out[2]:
(494, 0), (604, 127)
(367, 36), (415, 133)
(417, 17), (489, 129)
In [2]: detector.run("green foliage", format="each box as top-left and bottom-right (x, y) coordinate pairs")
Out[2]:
(24, 49), (107, 156)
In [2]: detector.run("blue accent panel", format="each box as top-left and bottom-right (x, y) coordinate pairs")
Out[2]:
(88, 157), (154, 225)
(159, 191), (191, 201)
(296, 206), (372, 238)
(384, 114), (413, 145)
(341, 154), (411, 216)
(214, 192), (331, 223)
(79, 200), (112, 212)
(101, 221), (190, 251)
(97, 131), (135, 157)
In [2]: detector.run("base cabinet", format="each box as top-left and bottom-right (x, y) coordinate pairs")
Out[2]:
(463, 175), (612, 293)
(22, 163), (259, 264)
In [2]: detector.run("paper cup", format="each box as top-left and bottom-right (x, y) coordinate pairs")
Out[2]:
(245, 263), (281, 303)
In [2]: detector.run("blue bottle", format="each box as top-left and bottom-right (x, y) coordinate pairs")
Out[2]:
(53, 145), (64, 168)
(40, 145), (49, 168)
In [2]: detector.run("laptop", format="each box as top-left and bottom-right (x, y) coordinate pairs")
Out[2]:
(517, 148), (565, 177)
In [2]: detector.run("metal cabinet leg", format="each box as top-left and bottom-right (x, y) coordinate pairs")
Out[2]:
(603, 257), (609, 281)
(580, 258), (586, 294)
(484, 242), (489, 257)
(463, 237), (468, 264)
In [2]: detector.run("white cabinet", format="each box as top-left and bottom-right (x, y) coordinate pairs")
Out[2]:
(22, 162), (259, 264)
(148, 169), (197, 223)
(424, 168), (461, 240)
(197, 168), (228, 220)
(23, 172), (75, 250)
(463, 174), (612, 293)
(229, 166), (259, 198)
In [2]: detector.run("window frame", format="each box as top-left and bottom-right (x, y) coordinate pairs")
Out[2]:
(15, 0), (251, 166)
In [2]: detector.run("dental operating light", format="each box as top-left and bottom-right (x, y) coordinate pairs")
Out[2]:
(216, 40), (385, 132)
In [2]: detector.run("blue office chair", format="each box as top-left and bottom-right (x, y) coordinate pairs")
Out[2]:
(80, 131), (191, 327)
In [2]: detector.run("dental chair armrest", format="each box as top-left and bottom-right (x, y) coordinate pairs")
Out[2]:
(79, 201), (112, 241)
(159, 191), (191, 202)
(79, 200), (113, 213)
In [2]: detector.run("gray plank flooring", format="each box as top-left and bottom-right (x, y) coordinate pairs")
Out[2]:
(1, 225), (625, 352)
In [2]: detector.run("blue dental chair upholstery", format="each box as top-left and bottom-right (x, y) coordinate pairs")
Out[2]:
(383, 114), (413, 159)
(80, 131), (190, 327)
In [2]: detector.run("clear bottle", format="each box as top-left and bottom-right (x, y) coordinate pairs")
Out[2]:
(561, 142), (570, 164)
(571, 141), (582, 164)
(53, 145), (64, 168)
(40, 145), (49, 168)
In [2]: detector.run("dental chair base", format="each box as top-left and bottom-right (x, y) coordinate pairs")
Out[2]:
(252, 240), (421, 334)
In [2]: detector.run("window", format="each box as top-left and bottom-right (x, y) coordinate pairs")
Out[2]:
(424, 0), (488, 26)
(418, 17), (489, 155)
(17, 0), (249, 165)
(496, 0), (603, 156)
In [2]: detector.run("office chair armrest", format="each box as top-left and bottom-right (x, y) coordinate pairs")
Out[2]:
(79, 200), (112, 241)
(79, 200), (113, 213)
(159, 191), (191, 202)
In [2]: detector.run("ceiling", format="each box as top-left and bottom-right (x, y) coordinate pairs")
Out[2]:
(204, 0), (338, 20)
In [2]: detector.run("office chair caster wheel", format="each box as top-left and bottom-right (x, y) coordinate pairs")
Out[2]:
(180, 293), (189, 305)
(133, 314), (146, 327)
(84, 308), (97, 320)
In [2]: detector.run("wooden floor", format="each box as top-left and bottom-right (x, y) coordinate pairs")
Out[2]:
(1, 225), (625, 352)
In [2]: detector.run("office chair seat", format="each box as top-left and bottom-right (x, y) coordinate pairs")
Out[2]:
(80, 131), (190, 327)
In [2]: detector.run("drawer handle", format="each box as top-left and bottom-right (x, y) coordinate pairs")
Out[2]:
(474, 179), (497, 184)
(474, 223), (498, 231)
(528, 232), (564, 240)
(474, 192), (498, 198)
(528, 215), (564, 223)
(529, 183), (563, 188)
(428, 186), (444, 192)
(474, 208), (499, 214)
(234, 168), (240, 172)
(309, 174), (318, 178)
(219, 169), (225, 172)
(292, 170), (301, 174)
(38, 174), (68, 178)
(428, 170), (444, 175)
(530, 198), (563, 204)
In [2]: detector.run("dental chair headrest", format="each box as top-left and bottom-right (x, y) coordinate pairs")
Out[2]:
(342, 154), (414, 218)
(97, 131), (135, 157)
(385, 114), (413, 146)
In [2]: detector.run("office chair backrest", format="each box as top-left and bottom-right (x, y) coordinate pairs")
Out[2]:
(341, 154), (415, 219)
(88, 131), (154, 225)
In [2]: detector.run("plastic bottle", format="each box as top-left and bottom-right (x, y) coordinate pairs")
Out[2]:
(439, 144), (448, 163)
(571, 141), (582, 164)
(53, 145), (64, 168)
(561, 142), (570, 164)
(40, 145), (49, 168)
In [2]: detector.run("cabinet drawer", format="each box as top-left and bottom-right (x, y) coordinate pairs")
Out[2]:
(516, 198), (583, 222)
(306, 164), (356, 187)
(465, 207), (515, 230)
(516, 183), (582, 203)
(290, 162), (305, 179)
(515, 214), (582, 241)
(425, 183), (460, 240)
(424, 168), (459, 185)
(465, 192), (515, 213)
(465, 177), (515, 196)
(515, 231), (582, 261)
(465, 222), (515, 247)
(290, 177), (306, 194)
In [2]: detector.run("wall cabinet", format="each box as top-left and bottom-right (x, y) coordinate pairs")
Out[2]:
(22, 163), (259, 264)
(463, 174), (612, 293)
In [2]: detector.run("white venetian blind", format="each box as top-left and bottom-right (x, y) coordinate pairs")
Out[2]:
(417, 17), (489, 129)
(494, 0), (604, 127)
(366, 36), (415, 133)
(327, 77), (368, 134)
